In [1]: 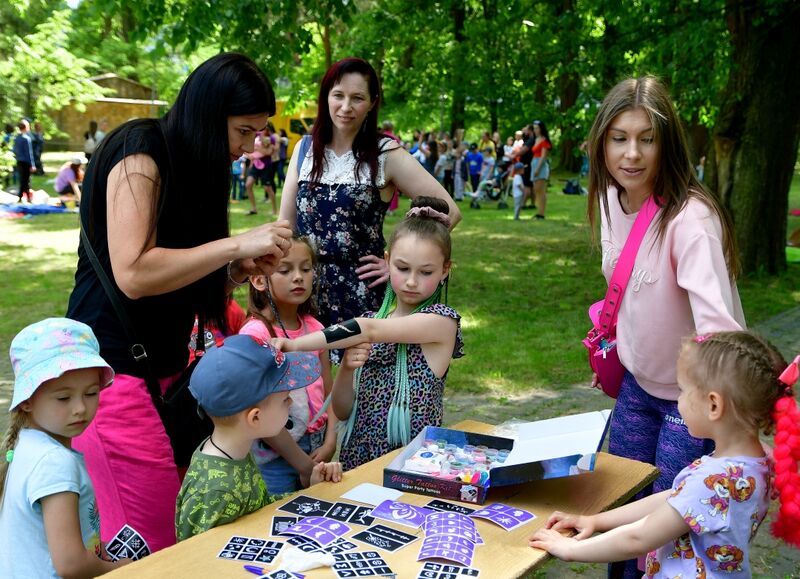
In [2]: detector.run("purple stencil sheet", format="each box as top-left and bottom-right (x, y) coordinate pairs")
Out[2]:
(418, 512), (483, 567)
(371, 499), (435, 528)
(418, 535), (477, 567)
(279, 516), (351, 546)
(423, 512), (483, 544)
(470, 503), (535, 531)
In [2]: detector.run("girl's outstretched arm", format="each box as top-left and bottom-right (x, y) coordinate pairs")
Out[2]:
(331, 343), (371, 420)
(41, 492), (131, 578)
(537, 490), (672, 540)
(274, 314), (457, 353)
(530, 500), (688, 563)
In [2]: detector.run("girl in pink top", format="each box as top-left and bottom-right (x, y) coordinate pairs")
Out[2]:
(585, 77), (744, 578)
(239, 236), (336, 493)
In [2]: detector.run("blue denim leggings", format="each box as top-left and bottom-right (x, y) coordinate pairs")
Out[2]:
(607, 371), (714, 578)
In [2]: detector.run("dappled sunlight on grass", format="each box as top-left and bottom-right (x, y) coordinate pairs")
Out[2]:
(457, 313), (486, 330)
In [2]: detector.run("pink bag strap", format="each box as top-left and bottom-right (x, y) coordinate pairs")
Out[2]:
(595, 195), (659, 336)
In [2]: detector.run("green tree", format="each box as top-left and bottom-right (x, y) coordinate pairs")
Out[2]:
(708, 0), (800, 274)
(0, 9), (104, 123)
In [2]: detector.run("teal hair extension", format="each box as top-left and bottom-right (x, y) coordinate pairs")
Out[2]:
(341, 277), (448, 448)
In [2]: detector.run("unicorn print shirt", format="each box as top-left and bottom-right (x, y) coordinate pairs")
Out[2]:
(601, 187), (745, 400)
(645, 454), (770, 578)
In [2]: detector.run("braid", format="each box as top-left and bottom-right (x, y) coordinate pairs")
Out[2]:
(686, 332), (784, 433)
(0, 411), (27, 508)
(772, 355), (800, 548)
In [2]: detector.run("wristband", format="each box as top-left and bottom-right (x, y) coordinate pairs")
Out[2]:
(227, 261), (247, 287)
(322, 319), (362, 343)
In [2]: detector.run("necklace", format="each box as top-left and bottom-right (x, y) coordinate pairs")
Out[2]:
(207, 435), (234, 460)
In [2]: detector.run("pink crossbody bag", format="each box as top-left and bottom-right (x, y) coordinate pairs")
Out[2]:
(583, 195), (659, 398)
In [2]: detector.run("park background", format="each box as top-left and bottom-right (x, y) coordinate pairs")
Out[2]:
(2, 0), (800, 576)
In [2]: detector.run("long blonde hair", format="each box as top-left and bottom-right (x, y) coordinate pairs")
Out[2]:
(587, 76), (740, 279)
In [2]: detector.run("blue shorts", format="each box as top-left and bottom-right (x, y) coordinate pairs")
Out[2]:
(531, 158), (550, 181)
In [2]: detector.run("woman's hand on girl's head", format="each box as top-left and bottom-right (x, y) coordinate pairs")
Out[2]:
(232, 219), (293, 264)
(529, 528), (578, 560)
(355, 254), (389, 288)
(310, 461), (343, 485)
(342, 343), (372, 370)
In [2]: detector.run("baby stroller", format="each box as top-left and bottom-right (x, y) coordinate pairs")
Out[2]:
(469, 166), (511, 209)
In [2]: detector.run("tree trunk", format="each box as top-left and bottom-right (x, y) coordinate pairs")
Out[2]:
(557, 0), (580, 172)
(450, 2), (466, 134)
(710, 1), (800, 275)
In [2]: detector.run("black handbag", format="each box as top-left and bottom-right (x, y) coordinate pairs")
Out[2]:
(79, 225), (213, 468)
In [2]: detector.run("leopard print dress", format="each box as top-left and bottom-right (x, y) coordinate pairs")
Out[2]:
(339, 304), (465, 470)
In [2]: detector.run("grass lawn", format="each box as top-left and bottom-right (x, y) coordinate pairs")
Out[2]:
(1, 153), (799, 389)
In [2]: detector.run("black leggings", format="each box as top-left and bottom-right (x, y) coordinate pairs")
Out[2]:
(16, 162), (31, 199)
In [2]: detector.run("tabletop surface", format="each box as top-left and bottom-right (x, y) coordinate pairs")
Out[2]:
(106, 420), (658, 579)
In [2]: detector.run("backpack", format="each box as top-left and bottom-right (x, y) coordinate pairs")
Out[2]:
(563, 178), (581, 195)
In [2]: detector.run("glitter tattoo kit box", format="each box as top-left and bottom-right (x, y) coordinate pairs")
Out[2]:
(383, 410), (613, 504)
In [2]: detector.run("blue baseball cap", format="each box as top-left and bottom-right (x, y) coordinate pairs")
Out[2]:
(9, 318), (114, 411)
(189, 334), (321, 417)
(513, 162), (525, 170)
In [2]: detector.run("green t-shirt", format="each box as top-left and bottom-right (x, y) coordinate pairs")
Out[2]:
(175, 444), (276, 541)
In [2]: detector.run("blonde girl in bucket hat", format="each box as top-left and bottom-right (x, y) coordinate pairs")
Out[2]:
(0, 318), (131, 578)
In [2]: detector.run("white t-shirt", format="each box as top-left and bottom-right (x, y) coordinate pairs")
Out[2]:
(512, 174), (525, 199)
(0, 428), (102, 578)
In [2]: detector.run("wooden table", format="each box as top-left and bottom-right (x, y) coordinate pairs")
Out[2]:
(107, 420), (658, 579)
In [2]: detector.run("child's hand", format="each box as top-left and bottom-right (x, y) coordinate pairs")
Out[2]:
(342, 343), (372, 370)
(310, 461), (343, 485)
(543, 511), (596, 539)
(529, 528), (578, 560)
(269, 337), (294, 352)
(309, 440), (336, 463)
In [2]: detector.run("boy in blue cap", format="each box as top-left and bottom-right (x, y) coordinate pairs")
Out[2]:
(175, 335), (342, 541)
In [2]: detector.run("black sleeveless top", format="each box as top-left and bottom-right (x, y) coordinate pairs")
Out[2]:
(67, 121), (196, 378)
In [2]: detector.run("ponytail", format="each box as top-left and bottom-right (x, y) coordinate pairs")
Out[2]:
(772, 355), (800, 548)
(0, 411), (27, 507)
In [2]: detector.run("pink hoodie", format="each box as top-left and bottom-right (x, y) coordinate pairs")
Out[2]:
(600, 187), (745, 400)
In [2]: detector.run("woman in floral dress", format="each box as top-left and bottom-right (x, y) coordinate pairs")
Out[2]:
(280, 58), (460, 362)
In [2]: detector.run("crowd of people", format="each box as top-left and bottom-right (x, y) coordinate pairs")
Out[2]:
(397, 123), (554, 219)
(0, 53), (798, 579)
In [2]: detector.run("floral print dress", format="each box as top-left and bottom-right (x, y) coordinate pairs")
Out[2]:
(339, 304), (465, 471)
(295, 138), (394, 352)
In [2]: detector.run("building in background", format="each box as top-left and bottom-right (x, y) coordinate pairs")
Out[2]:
(50, 73), (167, 150)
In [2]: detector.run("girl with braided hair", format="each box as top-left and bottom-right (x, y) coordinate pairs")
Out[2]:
(530, 331), (800, 575)
(271, 197), (463, 470)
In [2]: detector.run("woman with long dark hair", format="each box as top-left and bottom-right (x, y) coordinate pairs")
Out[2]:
(66, 52), (293, 552)
(280, 58), (460, 360)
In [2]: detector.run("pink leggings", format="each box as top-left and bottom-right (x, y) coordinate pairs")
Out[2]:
(74, 373), (180, 553)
